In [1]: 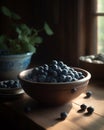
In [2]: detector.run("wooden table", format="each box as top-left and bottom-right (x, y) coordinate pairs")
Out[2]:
(0, 81), (104, 130)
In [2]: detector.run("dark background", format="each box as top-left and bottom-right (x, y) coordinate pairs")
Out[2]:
(0, 0), (95, 66)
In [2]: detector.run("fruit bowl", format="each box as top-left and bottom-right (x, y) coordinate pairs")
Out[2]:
(0, 80), (24, 99)
(18, 64), (91, 106)
(79, 54), (104, 80)
(18, 60), (91, 106)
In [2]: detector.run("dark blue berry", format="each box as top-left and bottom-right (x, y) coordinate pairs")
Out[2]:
(72, 77), (78, 82)
(28, 60), (85, 83)
(24, 106), (31, 113)
(65, 75), (72, 82)
(0, 80), (21, 89)
(51, 64), (58, 71)
(61, 69), (68, 75)
(51, 60), (58, 65)
(58, 61), (64, 68)
(80, 104), (87, 110)
(51, 71), (58, 77)
(69, 71), (75, 78)
(49, 77), (57, 83)
(37, 75), (46, 82)
(87, 106), (94, 114)
(60, 112), (68, 119)
(86, 91), (92, 98)
(43, 64), (49, 71)
(59, 75), (66, 82)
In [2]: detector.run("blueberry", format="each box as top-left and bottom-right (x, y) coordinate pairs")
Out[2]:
(58, 61), (64, 68)
(68, 71), (75, 78)
(38, 68), (45, 74)
(28, 60), (85, 83)
(72, 77), (78, 82)
(57, 67), (62, 74)
(61, 69), (68, 75)
(43, 64), (49, 71)
(49, 77), (57, 83)
(60, 112), (68, 119)
(32, 75), (37, 82)
(51, 70), (58, 77)
(5, 80), (12, 86)
(32, 67), (39, 75)
(0, 80), (20, 89)
(12, 82), (19, 88)
(37, 74), (46, 82)
(51, 60), (58, 65)
(80, 104), (87, 111)
(24, 106), (32, 113)
(45, 76), (52, 82)
(59, 75), (66, 82)
(65, 75), (72, 82)
(0, 83), (3, 88)
(78, 71), (83, 76)
(77, 72), (85, 79)
(51, 64), (58, 71)
(86, 91), (92, 98)
(87, 106), (94, 114)
(79, 74), (85, 79)
(3, 84), (8, 88)
(38, 66), (44, 70)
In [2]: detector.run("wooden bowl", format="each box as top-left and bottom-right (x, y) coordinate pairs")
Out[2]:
(18, 67), (91, 106)
(79, 56), (104, 80)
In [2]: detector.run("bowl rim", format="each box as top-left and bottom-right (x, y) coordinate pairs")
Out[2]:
(0, 52), (33, 58)
(18, 67), (91, 85)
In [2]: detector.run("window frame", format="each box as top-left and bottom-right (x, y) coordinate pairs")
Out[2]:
(93, 0), (104, 53)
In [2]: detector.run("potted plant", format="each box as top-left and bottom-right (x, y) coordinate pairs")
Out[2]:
(0, 6), (53, 80)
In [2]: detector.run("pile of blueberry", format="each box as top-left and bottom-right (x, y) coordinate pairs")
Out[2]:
(0, 80), (21, 89)
(27, 60), (85, 83)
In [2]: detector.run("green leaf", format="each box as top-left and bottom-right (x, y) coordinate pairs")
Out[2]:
(1, 6), (12, 18)
(32, 36), (43, 44)
(18, 24), (31, 36)
(1, 6), (21, 20)
(44, 22), (54, 35)
(16, 27), (22, 35)
(26, 44), (36, 53)
(21, 42), (36, 53)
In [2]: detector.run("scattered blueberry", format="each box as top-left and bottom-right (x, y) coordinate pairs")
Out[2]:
(85, 91), (92, 98)
(87, 106), (94, 114)
(60, 112), (68, 120)
(80, 104), (87, 111)
(24, 106), (32, 113)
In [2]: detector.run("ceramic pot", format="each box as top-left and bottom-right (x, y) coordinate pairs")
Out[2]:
(0, 52), (33, 80)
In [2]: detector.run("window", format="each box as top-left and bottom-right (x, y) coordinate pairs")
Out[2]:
(96, 0), (104, 53)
